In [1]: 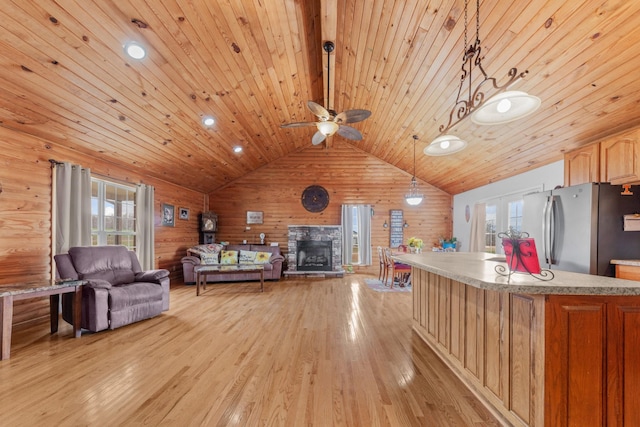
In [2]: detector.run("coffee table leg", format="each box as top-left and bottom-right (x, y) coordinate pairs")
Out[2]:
(73, 286), (82, 338)
(0, 295), (14, 360)
(260, 269), (264, 292)
(50, 294), (59, 334)
(196, 271), (201, 296)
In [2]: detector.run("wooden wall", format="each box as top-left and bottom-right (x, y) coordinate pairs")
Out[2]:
(0, 126), (204, 325)
(208, 141), (453, 275)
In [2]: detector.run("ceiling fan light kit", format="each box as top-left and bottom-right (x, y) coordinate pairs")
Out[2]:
(430, 0), (540, 155)
(280, 41), (371, 145)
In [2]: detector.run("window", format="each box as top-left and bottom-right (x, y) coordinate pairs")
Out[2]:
(91, 178), (137, 250)
(484, 194), (526, 254)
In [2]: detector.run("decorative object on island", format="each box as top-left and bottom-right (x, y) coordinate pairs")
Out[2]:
(162, 203), (175, 227)
(246, 210), (263, 224)
(495, 229), (553, 282)
(428, 0), (540, 156)
(407, 236), (424, 253)
(405, 135), (423, 206)
(178, 207), (189, 220)
(199, 211), (218, 244)
(301, 185), (330, 212)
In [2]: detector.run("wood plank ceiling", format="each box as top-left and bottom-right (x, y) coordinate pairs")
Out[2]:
(0, 0), (639, 195)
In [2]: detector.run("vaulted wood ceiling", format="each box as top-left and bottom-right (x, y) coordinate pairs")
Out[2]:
(1, 0), (639, 195)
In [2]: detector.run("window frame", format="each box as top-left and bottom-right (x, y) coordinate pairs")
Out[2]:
(91, 178), (137, 250)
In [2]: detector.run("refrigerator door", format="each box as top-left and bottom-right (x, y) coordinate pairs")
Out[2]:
(549, 184), (598, 274)
(522, 190), (552, 270)
(596, 184), (640, 276)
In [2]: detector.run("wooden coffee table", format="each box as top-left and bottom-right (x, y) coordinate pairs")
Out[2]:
(194, 264), (264, 295)
(0, 280), (83, 360)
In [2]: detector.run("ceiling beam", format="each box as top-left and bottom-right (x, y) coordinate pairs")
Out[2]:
(321, 0), (337, 111)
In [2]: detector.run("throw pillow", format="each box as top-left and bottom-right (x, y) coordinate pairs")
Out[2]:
(254, 251), (272, 264)
(220, 250), (238, 264)
(200, 252), (219, 265)
(239, 250), (258, 264)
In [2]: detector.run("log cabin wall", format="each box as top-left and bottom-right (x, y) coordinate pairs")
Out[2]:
(0, 126), (204, 326)
(208, 141), (453, 275)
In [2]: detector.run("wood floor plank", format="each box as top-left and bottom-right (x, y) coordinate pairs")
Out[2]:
(0, 275), (499, 426)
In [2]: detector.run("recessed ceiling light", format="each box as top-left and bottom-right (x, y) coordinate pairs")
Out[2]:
(124, 41), (146, 60)
(233, 146), (243, 153)
(202, 116), (215, 127)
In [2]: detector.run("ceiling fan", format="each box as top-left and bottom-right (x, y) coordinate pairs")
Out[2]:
(280, 41), (371, 145)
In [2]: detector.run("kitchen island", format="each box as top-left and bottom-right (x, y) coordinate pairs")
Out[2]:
(394, 251), (640, 427)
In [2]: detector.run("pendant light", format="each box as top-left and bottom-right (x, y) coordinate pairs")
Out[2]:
(405, 135), (423, 206)
(430, 0), (540, 152)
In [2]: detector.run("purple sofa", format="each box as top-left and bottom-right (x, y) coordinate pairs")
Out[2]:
(181, 244), (284, 284)
(54, 246), (170, 332)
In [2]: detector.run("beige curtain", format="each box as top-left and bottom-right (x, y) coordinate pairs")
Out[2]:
(469, 203), (486, 252)
(341, 204), (372, 265)
(136, 184), (155, 270)
(53, 162), (92, 255)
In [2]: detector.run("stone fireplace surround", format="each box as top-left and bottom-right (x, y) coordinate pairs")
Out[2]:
(286, 225), (344, 277)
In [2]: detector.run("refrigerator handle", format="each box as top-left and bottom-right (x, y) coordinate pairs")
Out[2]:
(547, 196), (556, 264)
(542, 196), (553, 264)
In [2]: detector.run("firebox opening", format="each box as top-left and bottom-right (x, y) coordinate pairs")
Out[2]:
(297, 240), (332, 271)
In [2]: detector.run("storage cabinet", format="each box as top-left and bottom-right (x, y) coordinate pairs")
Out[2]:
(563, 143), (599, 186)
(600, 128), (640, 184)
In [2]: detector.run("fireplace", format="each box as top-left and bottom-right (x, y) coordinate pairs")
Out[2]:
(296, 240), (332, 271)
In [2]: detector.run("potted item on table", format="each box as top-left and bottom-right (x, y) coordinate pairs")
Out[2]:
(407, 237), (424, 253)
(440, 237), (457, 251)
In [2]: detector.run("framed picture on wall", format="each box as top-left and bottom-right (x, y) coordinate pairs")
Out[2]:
(179, 207), (189, 220)
(162, 203), (175, 227)
(246, 211), (263, 224)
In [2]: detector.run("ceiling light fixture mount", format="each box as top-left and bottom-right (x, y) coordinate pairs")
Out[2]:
(405, 135), (424, 206)
(436, 0), (539, 135)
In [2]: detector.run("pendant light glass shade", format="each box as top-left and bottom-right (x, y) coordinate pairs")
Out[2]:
(424, 135), (468, 156)
(471, 91), (541, 125)
(405, 135), (423, 206)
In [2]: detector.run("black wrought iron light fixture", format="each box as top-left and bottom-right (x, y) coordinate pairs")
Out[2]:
(405, 135), (423, 206)
(426, 0), (540, 156)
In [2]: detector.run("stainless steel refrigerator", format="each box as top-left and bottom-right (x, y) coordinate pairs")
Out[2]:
(522, 182), (640, 276)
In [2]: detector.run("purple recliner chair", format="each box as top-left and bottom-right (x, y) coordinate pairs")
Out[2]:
(55, 246), (170, 332)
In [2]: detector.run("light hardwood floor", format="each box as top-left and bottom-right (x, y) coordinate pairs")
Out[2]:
(0, 275), (499, 426)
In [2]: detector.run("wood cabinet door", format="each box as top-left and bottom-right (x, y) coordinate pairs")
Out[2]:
(564, 143), (599, 186)
(600, 129), (640, 184)
(545, 296), (607, 427)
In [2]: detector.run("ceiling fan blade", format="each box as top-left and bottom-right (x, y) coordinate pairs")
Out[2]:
(337, 125), (363, 141)
(312, 131), (327, 145)
(307, 101), (331, 121)
(335, 109), (372, 124)
(280, 121), (318, 128)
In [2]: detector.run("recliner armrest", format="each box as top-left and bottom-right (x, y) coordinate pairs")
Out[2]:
(85, 279), (113, 290)
(135, 269), (170, 283)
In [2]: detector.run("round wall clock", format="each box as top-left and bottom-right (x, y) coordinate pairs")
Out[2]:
(301, 185), (330, 212)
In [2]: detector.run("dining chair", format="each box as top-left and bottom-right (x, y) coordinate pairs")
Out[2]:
(384, 247), (411, 287)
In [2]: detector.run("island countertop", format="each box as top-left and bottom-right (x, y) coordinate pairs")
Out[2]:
(392, 251), (640, 295)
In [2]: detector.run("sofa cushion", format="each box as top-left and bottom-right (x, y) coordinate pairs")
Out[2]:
(109, 282), (163, 311)
(69, 246), (135, 285)
(220, 250), (238, 264)
(188, 243), (224, 257)
(239, 250), (257, 264)
(200, 253), (219, 264)
(254, 251), (272, 264)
